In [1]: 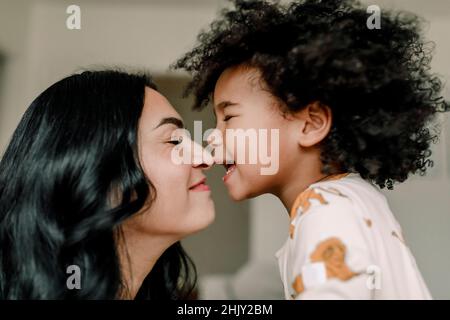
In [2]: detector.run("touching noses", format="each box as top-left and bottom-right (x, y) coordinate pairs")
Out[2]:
(181, 128), (231, 169)
(191, 138), (214, 169)
(206, 128), (228, 165)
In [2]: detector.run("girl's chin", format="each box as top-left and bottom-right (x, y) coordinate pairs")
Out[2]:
(227, 187), (253, 202)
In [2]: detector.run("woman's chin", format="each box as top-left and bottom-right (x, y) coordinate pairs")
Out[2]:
(202, 204), (216, 227)
(191, 204), (216, 232)
(188, 218), (215, 237)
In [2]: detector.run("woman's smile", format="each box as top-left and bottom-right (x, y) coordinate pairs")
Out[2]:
(189, 177), (211, 192)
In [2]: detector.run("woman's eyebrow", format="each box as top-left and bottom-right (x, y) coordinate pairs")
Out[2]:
(153, 117), (185, 130)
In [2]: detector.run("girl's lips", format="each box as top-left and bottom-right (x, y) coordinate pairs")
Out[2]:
(222, 164), (236, 182)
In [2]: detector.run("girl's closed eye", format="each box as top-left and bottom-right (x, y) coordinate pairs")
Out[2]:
(223, 115), (236, 122)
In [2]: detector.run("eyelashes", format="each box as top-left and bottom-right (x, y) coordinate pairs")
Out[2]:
(223, 115), (236, 122)
(168, 136), (183, 145)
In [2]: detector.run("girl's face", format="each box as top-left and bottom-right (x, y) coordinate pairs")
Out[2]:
(125, 87), (215, 239)
(212, 65), (301, 201)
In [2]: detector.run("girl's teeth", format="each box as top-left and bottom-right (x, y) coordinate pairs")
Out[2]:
(223, 165), (236, 182)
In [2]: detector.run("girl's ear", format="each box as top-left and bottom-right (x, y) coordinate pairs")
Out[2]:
(295, 101), (332, 148)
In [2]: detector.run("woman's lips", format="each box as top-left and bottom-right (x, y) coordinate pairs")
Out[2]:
(222, 164), (236, 182)
(189, 178), (211, 192)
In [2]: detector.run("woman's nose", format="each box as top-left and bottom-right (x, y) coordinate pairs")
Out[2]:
(191, 139), (214, 169)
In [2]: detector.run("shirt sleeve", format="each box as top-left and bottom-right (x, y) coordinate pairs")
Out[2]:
(288, 190), (375, 300)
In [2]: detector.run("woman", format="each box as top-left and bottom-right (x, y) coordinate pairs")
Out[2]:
(0, 70), (215, 299)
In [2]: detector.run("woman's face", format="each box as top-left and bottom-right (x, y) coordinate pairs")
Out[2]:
(126, 87), (215, 239)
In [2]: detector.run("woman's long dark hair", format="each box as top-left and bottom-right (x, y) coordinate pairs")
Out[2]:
(0, 70), (196, 299)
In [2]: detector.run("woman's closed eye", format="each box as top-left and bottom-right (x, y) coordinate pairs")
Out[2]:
(168, 136), (183, 145)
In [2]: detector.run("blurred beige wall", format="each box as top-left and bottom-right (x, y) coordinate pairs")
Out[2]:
(0, 0), (32, 150)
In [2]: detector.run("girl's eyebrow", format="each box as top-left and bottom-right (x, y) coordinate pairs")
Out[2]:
(216, 101), (239, 109)
(153, 117), (185, 130)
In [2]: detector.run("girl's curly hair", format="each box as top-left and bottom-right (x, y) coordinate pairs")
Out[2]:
(174, 0), (449, 189)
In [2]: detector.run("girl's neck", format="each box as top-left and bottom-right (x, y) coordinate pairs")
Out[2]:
(277, 170), (329, 214)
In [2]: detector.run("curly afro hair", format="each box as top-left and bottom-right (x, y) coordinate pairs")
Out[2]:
(174, 0), (449, 189)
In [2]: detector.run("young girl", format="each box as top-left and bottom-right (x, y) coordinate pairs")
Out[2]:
(175, 0), (449, 299)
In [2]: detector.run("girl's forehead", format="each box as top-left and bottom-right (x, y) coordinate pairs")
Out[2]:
(214, 66), (266, 102)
